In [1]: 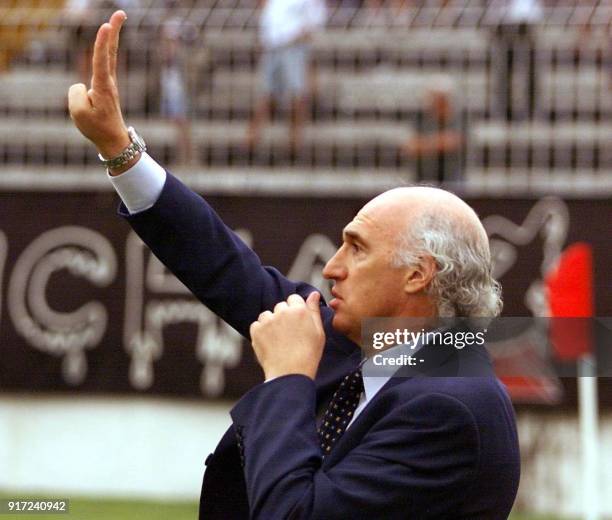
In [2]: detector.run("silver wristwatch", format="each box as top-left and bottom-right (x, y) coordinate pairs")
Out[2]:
(98, 126), (146, 169)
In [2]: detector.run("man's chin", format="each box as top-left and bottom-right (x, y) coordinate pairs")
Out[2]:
(331, 314), (359, 343)
(331, 312), (346, 331)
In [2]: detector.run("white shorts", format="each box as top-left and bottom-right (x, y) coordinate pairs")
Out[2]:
(259, 43), (308, 100)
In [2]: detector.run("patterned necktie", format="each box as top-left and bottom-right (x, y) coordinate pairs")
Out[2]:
(317, 368), (364, 458)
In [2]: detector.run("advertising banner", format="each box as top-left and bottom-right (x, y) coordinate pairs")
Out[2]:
(0, 191), (610, 405)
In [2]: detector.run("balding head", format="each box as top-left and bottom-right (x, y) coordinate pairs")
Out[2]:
(322, 185), (501, 343)
(362, 186), (501, 318)
(361, 186), (488, 251)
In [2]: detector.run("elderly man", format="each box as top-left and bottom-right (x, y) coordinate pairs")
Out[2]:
(69, 12), (520, 519)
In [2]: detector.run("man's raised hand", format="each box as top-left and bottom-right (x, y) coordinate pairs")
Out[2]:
(68, 10), (130, 162)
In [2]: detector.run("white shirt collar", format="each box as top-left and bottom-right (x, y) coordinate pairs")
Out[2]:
(361, 341), (422, 401)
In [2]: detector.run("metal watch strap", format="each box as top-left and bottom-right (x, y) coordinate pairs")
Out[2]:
(98, 127), (146, 169)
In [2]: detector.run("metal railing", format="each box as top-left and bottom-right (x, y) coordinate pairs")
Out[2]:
(0, 1), (609, 194)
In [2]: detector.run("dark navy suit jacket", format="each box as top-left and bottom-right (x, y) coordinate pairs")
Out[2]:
(122, 173), (520, 519)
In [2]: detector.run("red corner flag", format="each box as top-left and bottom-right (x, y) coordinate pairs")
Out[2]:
(544, 242), (594, 361)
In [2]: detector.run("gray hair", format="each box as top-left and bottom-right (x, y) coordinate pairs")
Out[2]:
(392, 210), (502, 318)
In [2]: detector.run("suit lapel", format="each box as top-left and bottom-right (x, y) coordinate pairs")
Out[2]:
(322, 328), (495, 468)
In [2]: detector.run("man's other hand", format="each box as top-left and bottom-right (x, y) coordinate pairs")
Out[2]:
(250, 292), (325, 381)
(68, 10), (131, 166)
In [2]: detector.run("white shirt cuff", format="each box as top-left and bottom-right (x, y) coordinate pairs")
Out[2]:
(107, 152), (167, 214)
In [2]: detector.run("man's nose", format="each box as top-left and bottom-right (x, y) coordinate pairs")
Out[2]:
(323, 248), (347, 280)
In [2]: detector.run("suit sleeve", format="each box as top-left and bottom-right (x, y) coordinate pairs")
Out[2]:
(120, 172), (319, 338)
(230, 375), (480, 519)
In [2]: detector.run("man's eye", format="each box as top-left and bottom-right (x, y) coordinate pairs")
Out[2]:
(352, 243), (361, 253)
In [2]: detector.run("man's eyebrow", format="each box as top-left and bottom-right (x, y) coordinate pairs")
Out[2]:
(342, 228), (367, 244)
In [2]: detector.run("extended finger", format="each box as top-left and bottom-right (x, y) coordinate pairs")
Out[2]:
(68, 83), (91, 118)
(91, 22), (111, 91)
(287, 294), (305, 307)
(108, 10), (127, 83)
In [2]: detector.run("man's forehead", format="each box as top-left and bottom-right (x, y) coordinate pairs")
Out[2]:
(342, 214), (368, 238)
(343, 206), (399, 241)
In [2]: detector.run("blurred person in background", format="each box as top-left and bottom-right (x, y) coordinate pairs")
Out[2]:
(68, 11), (520, 518)
(490, 0), (542, 121)
(158, 11), (194, 165)
(246, 0), (327, 159)
(401, 77), (465, 186)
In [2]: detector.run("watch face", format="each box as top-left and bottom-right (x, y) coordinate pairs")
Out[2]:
(135, 134), (146, 150)
(129, 128), (146, 150)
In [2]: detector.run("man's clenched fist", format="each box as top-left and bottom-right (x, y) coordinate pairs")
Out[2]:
(250, 292), (326, 381)
(68, 10), (132, 170)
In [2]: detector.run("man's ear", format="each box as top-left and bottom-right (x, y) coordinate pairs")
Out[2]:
(403, 256), (437, 294)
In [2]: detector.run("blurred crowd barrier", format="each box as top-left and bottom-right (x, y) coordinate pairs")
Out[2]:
(0, 0), (609, 194)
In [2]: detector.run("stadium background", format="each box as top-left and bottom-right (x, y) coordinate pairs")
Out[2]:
(0, 0), (610, 518)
